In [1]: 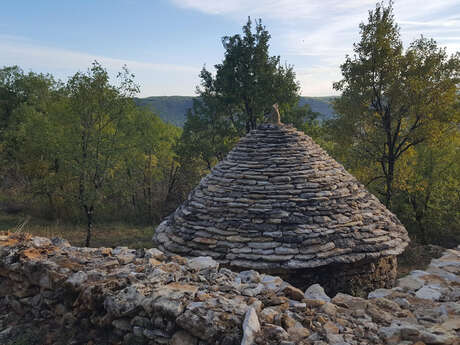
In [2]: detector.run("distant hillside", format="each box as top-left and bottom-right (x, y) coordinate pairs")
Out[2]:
(135, 96), (194, 127)
(135, 96), (337, 127)
(298, 96), (337, 121)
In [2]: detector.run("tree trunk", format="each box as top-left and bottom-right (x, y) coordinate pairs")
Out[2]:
(148, 182), (153, 222)
(84, 205), (94, 247)
(245, 120), (251, 133)
(46, 192), (55, 218)
(250, 116), (257, 131)
(409, 193), (428, 244)
(385, 158), (395, 209)
(416, 213), (427, 244)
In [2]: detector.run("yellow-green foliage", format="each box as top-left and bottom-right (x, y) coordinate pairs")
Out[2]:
(0, 63), (188, 245)
(329, 2), (460, 246)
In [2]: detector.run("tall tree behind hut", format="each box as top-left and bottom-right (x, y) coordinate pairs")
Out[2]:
(331, 2), (460, 209)
(179, 17), (316, 171)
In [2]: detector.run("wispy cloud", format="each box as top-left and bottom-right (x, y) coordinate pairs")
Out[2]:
(296, 66), (342, 96)
(0, 35), (200, 96)
(400, 19), (460, 28)
(170, 0), (460, 95)
(170, 0), (377, 20)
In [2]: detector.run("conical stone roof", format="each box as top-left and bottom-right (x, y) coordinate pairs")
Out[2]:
(154, 123), (409, 270)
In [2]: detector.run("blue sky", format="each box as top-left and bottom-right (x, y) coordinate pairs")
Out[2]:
(1, 0), (459, 97)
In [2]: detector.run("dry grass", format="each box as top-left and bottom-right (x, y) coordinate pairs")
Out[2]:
(0, 212), (154, 249)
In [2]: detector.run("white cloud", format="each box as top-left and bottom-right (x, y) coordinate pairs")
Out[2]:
(170, 0), (250, 15)
(400, 19), (460, 28)
(170, 0), (460, 95)
(0, 35), (200, 96)
(296, 66), (342, 96)
(170, 0), (376, 20)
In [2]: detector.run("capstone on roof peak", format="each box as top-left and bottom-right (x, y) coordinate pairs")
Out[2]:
(266, 103), (282, 125)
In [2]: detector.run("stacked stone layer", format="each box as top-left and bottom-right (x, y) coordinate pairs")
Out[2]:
(155, 123), (409, 270)
(1, 234), (459, 345)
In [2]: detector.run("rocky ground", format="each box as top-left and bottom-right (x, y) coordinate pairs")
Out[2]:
(0, 232), (459, 345)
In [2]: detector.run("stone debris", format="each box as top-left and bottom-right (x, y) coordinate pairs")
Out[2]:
(1, 232), (459, 345)
(304, 284), (331, 302)
(154, 123), (409, 293)
(241, 307), (260, 345)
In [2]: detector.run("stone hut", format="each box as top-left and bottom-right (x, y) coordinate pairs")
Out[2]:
(154, 107), (409, 294)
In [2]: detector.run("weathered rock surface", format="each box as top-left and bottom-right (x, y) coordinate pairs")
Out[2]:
(1, 233), (459, 345)
(304, 284), (331, 302)
(154, 123), (409, 275)
(241, 307), (260, 345)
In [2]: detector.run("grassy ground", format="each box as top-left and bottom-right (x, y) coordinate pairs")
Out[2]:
(0, 212), (154, 249)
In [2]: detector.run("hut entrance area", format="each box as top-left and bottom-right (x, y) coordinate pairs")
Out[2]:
(227, 255), (398, 296)
(155, 118), (409, 296)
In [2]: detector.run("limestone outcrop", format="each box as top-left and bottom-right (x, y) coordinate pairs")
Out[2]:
(154, 123), (409, 292)
(1, 233), (459, 345)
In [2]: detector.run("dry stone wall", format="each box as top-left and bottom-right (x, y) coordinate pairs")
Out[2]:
(155, 124), (409, 275)
(1, 233), (459, 345)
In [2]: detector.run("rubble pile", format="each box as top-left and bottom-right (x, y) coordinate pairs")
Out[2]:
(0, 233), (459, 345)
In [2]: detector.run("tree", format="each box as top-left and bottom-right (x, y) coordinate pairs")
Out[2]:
(212, 17), (300, 132)
(395, 126), (460, 245)
(180, 99), (238, 170)
(65, 61), (139, 246)
(332, 2), (460, 208)
(0, 67), (64, 215)
(0, 67), (59, 133)
(0, 66), (60, 155)
(4, 94), (68, 216)
(115, 108), (181, 223)
(0, 66), (23, 139)
(181, 17), (313, 170)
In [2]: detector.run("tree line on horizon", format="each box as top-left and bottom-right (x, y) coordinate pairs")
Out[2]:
(0, 2), (459, 246)
(134, 95), (337, 128)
